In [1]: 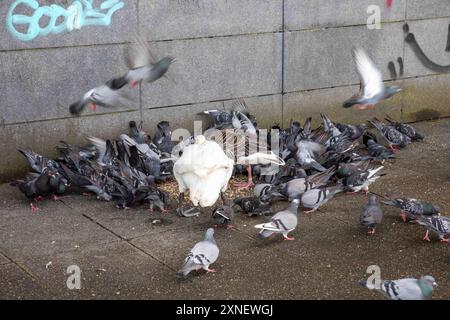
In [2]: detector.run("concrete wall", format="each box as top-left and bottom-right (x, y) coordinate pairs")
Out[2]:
(1, 0), (449, 181)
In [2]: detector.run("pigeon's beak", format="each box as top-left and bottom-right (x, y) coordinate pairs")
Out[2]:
(433, 282), (438, 287)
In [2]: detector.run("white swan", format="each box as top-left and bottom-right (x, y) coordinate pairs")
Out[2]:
(173, 135), (234, 216)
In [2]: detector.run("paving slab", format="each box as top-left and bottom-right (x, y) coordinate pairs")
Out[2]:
(0, 263), (52, 299)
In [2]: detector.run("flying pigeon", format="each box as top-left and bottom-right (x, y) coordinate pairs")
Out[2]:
(111, 37), (175, 89)
(360, 275), (437, 300)
(343, 48), (401, 110)
(380, 198), (440, 222)
(69, 79), (135, 115)
(360, 195), (383, 235)
(177, 228), (219, 278)
(416, 215), (450, 243)
(254, 199), (300, 240)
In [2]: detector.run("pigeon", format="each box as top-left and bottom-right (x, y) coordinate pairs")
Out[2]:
(69, 79), (135, 115)
(177, 228), (219, 278)
(366, 138), (395, 161)
(152, 121), (175, 154)
(344, 165), (384, 194)
(129, 121), (147, 144)
(416, 215), (450, 243)
(201, 109), (234, 129)
(369, 118), (411, 151)
(360, 275), (437, 300)
(384, 115), (424, 141)
(233, 196), (271, 217)
(254, 199), (300, 240)
(12, 169), (54, 212)
(280, 167), (335, 200)
(294, 140), (327, 172)
(301, 185), (344, 213)
(211, 200), (234, 229)
(335, 123), (367, 140)
(380, 198), (440, 222)
(253, 183), (285, 203)
(343, 48), (402, 110)
(360, 195), (383, 234)
(111, 37), (175, 89)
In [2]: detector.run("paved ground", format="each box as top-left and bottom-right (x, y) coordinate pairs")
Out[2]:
(1, 118), (449, 300)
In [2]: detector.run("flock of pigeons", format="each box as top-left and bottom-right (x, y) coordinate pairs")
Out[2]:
(11, 38), (447, 300)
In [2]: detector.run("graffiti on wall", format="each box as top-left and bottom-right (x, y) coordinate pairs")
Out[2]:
(6, 0), (124, 41)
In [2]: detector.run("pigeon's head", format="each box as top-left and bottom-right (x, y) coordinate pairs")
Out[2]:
(385, 86), (402, 98)
(423, 203), (440, 214)
(158, 56), (176, 69)
(204, 228), (215, 240)
(419, 275), (437, 288)
(368, 195), (377, 205)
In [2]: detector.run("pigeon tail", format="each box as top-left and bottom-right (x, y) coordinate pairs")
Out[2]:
(69, 100), (86, 116)
(110, 75), (129, 90)
(343, 97), (363, 108)
(257, 229), (274, 239)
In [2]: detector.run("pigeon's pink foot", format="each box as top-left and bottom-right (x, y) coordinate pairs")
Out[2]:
(400, 212), (407, 222)
(367, 228), (376, 235)
(234, 181), (254, 190)
(30, 203), (39, 213)
(52, 195), (61, 201)
(304, 208), (317, 213)
(206, 268), (217, 273)
(160, 208), (171, 214)
(89, 103), (97, 111)
(389, 145), (399, 153)
(367, 104), (375, 109)
(423, 231), (431, 242)
(131, 80), (138, 88)
(346, 191), (358, 195)
(34, 196), (45, 201)
(440, 238), (450, 243)
(226, 224), (234, 230)
(284, 236), (295, 241)
(363, 188), (369, 195)
(357, 104), (369, 110)
(148, 208), (154, 213)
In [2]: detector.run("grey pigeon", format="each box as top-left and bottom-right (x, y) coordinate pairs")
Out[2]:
(177, 228), (219, 278)
(343, 48), (401, 109)
(11, 169), (54, 212)
(366, 138), (395, 161)
(129, 121), (147, 144)
(233, 196), (271, 217)
(152, 121), (174, 154)
(301, 186), (344, 213)
(254, 199), (300, 240)
(369, 118), (411, 151)
(360, 195), (383, 234)
(416, 215), (450, 243)
(344, 165), (384, 194)
(280, 167), (336, 200)
(380, 198), (440, 222)
(212, 200), (234, 229)
(253, 183), (285, 203)
(385, 115), (424, 141)
(201, 109), (233, 129)
(336, 123), (367, 140)
(69, 79), (135, 115)
(360, 275), (437, 300)
(111, 37), (175, 89)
